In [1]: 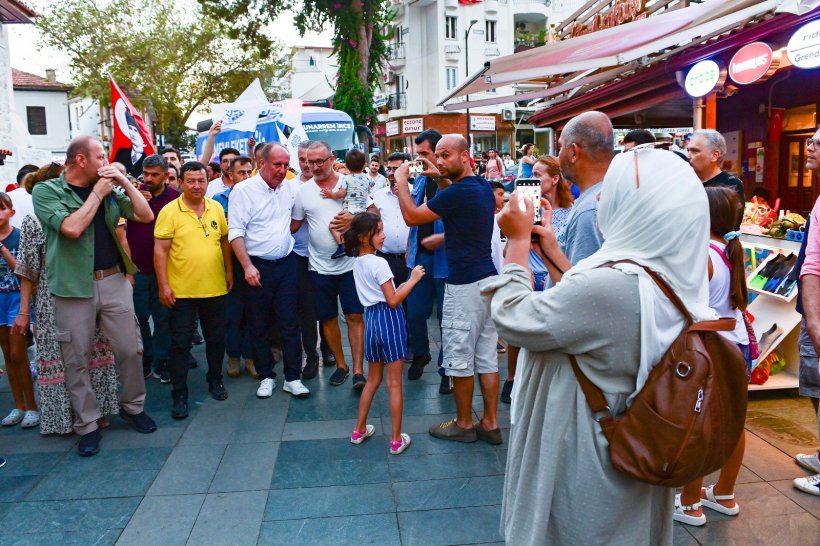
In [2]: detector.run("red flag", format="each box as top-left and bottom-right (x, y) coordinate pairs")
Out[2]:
(109, 78), (155, 176)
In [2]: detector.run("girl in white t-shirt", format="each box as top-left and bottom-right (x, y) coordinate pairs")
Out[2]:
(676, 186), (750, 527)
(345, 212), (425, 454)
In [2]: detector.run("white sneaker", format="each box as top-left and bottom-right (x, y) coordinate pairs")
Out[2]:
(283, 379), (310, 398)
(1, 409), (24, 426)
(20, 410), (39, 429)
(256, 378), (276, 398)
(793, 473), (820, 496)
(795, 451), (820, 474)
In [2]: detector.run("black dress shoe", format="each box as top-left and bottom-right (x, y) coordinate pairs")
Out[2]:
(209, 380), (228, 401)
(119, 409), (158, 433)
(302, 358), (319, 380)
(171, 396), (189, 420)
(439, 374), (453, 395)
(187, 353), (198, 368)
(192, 332), (204, 345)
(78, 429), (101, 457)
(407, 355), (431, 380)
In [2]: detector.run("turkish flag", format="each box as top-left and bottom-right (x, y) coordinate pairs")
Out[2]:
(769, 108), (784, 144)
(109, 78), (155, 177)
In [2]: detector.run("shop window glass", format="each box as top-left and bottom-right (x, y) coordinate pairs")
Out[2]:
(788, 140), (800, 188)
(782, 104), (816, 132)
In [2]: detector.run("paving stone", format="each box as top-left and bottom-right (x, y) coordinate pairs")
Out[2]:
(397, 505), (503, 545)
(0, 529), (121, 546)
(146, 444), (226, 496)
(0, 475), (40, 502)
(187, 490), (267, 546)
(117, 494), (204, 546)
(258, 513), (401, 545)
(0, 497), (141, 533)
(264, 483), (395, 521)
(27, 468), (159, 500)
(209, 442), (279, 493)
(393, 475), (504, 512)
(388, 451), (505, 483)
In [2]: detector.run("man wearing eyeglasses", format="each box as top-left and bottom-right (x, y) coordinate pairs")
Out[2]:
(794, 127), (820, 498)
(154, 161), (233, 420)
(229, 143), (309, 399)
(291, 141), (375, 389)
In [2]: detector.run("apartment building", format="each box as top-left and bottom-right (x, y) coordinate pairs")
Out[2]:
(379, 0), (584, 156)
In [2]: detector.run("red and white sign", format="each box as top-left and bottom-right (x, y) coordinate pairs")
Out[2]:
(729, 42), (774, 85)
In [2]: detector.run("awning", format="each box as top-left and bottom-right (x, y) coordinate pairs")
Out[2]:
(0, 0), (38, 24)
(437, 0), (815, 112)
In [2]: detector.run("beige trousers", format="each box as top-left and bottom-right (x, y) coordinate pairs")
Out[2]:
(54, 273), (145, 435)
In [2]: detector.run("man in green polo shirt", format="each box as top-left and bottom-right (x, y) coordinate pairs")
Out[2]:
(32, 135), (157, 457)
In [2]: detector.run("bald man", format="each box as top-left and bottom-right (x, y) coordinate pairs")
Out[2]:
(230, 143), (309, 399)
(32, 135), (157, 456)
(395, 134), (502, 445)
(539, 111), (613, 284)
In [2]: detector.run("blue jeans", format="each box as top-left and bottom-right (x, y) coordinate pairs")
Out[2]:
(225, 257), (253, 360)
(244, 254), (302, 382)
(132, 272), (170, 368)
(406, 251), (444, 366)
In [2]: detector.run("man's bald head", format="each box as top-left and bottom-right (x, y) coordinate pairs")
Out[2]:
(437, 134), (469, 153)
(65, 135), (99, 165)
(560, 111), (614, 161)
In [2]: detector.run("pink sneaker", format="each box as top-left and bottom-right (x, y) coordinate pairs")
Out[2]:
(350, 424), (375, 445)
(390, 433), (412, 455)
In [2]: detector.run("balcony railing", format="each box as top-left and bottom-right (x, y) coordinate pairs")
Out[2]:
(388, 43), (406, 61)
(388, 93), (407, 110)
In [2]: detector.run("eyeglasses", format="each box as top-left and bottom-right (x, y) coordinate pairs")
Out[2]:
(306, 156), (333, 168)
(807, 138), (820, 149)
(198, 216), (210, 237)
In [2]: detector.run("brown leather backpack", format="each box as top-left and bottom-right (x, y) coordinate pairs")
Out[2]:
(571, 264), (748, 488)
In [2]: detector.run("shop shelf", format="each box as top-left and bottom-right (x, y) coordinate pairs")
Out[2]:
(748, 370), (799, 391)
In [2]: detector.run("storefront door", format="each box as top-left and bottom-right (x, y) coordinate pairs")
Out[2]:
(780, 134), (817, 214)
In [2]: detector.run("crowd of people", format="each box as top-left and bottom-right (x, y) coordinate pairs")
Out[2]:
(1, 112), (819, 545)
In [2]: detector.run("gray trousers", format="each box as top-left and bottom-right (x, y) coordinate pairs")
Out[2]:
(54, 273), (145, 435)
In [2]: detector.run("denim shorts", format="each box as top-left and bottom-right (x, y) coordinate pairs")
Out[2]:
(798, 319), (820, 398)
(0, 291), (20, 326)
(310, 270), (364, 322)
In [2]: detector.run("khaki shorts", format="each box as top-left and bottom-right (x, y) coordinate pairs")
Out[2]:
(441, 281), (498, 378)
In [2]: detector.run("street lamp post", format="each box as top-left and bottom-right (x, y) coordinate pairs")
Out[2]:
(465, 19), (478, 152)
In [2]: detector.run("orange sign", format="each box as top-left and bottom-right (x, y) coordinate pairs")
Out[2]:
(570, 0), (647, 38)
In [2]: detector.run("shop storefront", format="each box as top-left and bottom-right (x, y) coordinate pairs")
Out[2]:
(377, 113), (514, 157)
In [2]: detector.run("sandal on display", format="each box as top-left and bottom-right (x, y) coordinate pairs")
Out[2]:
(700, 485), (739, 516)
(673, 494), (706, 527)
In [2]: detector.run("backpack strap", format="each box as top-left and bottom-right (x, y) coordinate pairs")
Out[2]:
(709, 243), (733, 272)
(569, 355), (616, 442)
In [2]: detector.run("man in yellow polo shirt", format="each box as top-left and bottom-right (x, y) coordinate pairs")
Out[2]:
(154, 161), (233, 419)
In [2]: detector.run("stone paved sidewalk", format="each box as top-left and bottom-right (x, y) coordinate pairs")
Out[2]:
(0, 323), (818, 545)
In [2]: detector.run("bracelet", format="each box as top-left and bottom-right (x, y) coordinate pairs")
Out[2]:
(18, 312), (29, 316)
(91, 192), (102, 203)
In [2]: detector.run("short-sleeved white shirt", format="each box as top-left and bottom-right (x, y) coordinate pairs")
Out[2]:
(292, 178), (358, 274)
(353, 253), (394, 307)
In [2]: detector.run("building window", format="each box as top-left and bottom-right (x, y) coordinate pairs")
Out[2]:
(27, 106), (47, 135)
(445, 16), (457, 40)
(445, 67), (458, 91)
(485, 20), (496, 43)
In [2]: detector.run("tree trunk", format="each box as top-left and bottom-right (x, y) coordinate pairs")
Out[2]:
(353, 2), (370, 85)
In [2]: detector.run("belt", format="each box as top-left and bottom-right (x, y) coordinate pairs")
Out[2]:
(93, 264), (121, 280)
(250, 255), (289, 265)
(376, 251), (405, 259)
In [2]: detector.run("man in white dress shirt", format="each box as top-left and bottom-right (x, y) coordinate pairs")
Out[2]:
(228, 143), (309, 399)
(373, 152), (411, 285)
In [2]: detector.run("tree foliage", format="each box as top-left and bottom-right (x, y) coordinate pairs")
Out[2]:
(199, 0), (392, 126)
(36, 0), (289, 147)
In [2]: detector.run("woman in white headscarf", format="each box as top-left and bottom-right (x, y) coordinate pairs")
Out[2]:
(481, 147), (715, 545)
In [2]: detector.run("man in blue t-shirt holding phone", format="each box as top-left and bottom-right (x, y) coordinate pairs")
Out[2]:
(394, 134), (502, 445)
